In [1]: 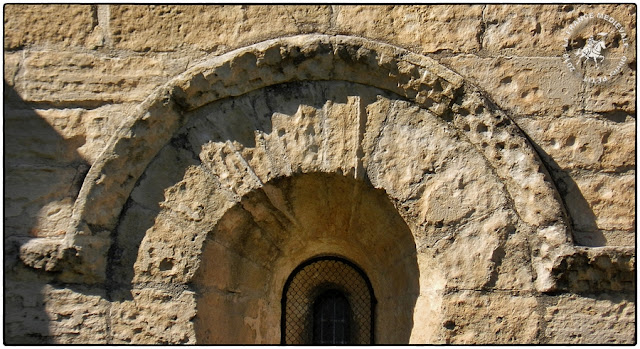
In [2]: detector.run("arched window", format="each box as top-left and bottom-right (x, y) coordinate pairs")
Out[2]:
(281, 256), (376, 344)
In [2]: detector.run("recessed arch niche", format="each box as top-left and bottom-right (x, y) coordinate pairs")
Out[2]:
(191, 172), (418, 344)
(64, 35), (574, 344)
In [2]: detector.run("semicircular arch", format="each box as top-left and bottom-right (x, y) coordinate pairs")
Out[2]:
(68, 34), (573, 301)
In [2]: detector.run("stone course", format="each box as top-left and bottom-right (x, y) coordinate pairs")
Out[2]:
(4, 4), (635, 345)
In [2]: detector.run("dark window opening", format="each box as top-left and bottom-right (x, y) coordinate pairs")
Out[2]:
(281, 256), (376, 344)
(313, 290), (351, 344)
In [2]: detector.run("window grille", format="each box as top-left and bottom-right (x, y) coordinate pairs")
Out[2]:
(281, 256), (376, 345)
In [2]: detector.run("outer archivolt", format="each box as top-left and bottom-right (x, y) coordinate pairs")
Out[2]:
(39, 34), (571, 297)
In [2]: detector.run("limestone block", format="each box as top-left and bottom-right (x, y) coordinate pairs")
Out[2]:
(18, 237), (67, 272)
(78, 91), (185, 230)
(110, 288), (197, 344)
(4, 5), (97, 50)
(516, 116), (635, 172)
(240, 5), (332, 41)
(592, 230), (636, 247)
(550, 247), (634, 293)
(109, 202), (157, 289)
(131, 165), (239, 285)
(193, 288), (271, 344)
(110, 5), (331, 52)
(494, 231), (535, 291)
(442, 55), (581, 117)
(599, 120), (636, 170)
(433, 224), (500, 290)
(4, 52), (22, 85)
(569, 173), (635, 231)
(4, 166), (83, 238)
(5, 279), (110, 344)
(198, 141), (264, 198)
(365, 98), (508, 226)
(544, 294), (635, 344)
(582, 68), (636, 115)
(440, 291), (540, 344)
(4, 107), (86, 164)
(208, 204), (282, 270)
(131, 217), (204, 285)
(4, 280), (53, 344)
(19, 51), (190, 104)
(9, 105), (129, 165)
(170, 35), (462, 115)
(42, 285), (109, 344)
(426, 210), (531, 291)
(334, 5), (484, 53)
(77, 104), (137, 164)
(483, 4), (636, 57)
(194, 238), (271, 295)
(450, 91), (568, 230)
(130, 143), (199, 211)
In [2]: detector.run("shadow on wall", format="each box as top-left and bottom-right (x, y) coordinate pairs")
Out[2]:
(526, 139), (604, 246)
(3, 81), (89, 343)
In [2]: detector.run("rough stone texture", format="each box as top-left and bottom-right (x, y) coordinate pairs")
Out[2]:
(441, 55), (636, 117)
(334, 5), (484, 54)
(550, 247), (635, 293)
(571, 173), (635, 232)
(440, 292), (541, 344)
(516, 116), (635, 247)
(110, 5), (332, 53)
(4, 102), (88, 239)
(3, 5), (99, 50)
(18, 51), (192, 105)
(441, 56), (582, 117)
(4, 277), (110, 344)
(482, 4), (637, 57)
(3, 4), (636, 345)
(544, 294), (636, 344)
(109, 288), (197, 344)
(517, 116), (635, 172)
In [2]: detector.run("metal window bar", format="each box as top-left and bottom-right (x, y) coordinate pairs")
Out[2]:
(281, 256), (376, 345)
(313, 290), (350, 344)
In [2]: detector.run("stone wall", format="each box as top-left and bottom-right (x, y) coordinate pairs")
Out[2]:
(3, 4), (635, 344)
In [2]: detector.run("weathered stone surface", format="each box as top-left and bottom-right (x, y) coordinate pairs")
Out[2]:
(517, 116), (635, 247)
(4, 52), (22, 85)
(544, 294), (635, 344)
(550, 246), (635, 293)
(442, 55), (581, 117)
(334, 5), (484, 54)
(5, 166), (81, 238)
(482, 4), (636, 56)
(451, 92), (567, 231)
(440, 292), (541, 344)
(4, 5), (98, 50)
(3, 5), (636, 345)
(75, 89), (185, 231)
(517, 116), (635, 172)
(569, 173), (635, 232)
(43, 285), (110, 344)
(110, 5), (331, 52)
(4, 280), (109, 344)
(582, 68), (636, 115)
(18, 50), (191, 105)
(110, 288), (197, 344)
